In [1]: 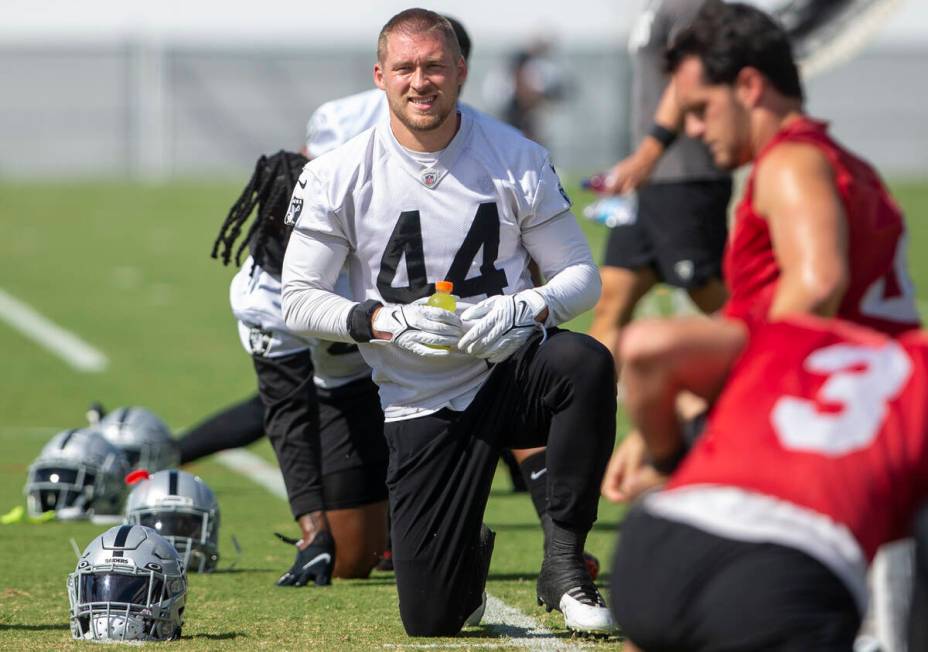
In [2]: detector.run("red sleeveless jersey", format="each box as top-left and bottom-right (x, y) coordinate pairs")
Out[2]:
(668, 317), (928, 560)
(722, 117), (919, 335)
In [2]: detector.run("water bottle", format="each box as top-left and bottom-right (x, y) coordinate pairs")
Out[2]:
(426, 280), (456, 350)
(583, 194), (638, 228)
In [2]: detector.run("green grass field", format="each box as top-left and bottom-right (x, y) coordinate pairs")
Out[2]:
(1, 178), (928, 649)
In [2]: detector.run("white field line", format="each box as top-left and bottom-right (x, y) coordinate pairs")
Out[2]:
(214, 448), (588, 652)
(0, 288), (108, 372)
(215, 448), (288, 499)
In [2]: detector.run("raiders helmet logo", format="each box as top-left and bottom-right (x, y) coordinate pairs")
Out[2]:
(284, 197), (304, 226)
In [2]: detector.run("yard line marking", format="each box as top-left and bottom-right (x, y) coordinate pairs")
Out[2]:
(0, 288), (108, 372)
(215, 448), (287, 500)
(215, 448), (590, 651)
(480, 595), (590, 650)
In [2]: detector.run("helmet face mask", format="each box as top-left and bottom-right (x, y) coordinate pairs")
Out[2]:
(68, 525), (187, 642)
(27, 462), (97, 518)
(24, 429), (129, 520)
(130, 505), (219, 573)
(125, 470), (221, 573)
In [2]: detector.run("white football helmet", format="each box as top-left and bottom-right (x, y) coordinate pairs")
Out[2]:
(99, 406), (179, 472)
(126, 470), (221, 573)
(24, 428), (129, 520)
(68, 524), (187, 641)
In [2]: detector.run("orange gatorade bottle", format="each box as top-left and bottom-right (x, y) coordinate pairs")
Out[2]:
(426, 280), (456, 350)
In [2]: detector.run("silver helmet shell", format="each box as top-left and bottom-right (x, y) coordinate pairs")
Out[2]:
(24, 428), (129, 520)
(99, 406), (179, 472)
(125, 470), (220, 573)
(68, 524), (187, 641)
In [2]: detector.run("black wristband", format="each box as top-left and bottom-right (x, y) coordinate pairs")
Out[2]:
(649, 122), (678, 149)
(648, 442), (688, 476)
(347, 299), (383, 343)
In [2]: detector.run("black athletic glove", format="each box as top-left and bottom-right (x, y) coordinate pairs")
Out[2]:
(275, 530), (335, 587)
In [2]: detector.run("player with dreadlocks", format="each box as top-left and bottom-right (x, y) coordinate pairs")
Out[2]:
(214, 148), (390, 585)
(212, 150), (308, 273)
(173, 152), (311, 467)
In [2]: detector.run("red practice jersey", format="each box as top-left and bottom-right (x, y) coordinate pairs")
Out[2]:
(668, 317), (928, 561)
(722, 117), (920, 336)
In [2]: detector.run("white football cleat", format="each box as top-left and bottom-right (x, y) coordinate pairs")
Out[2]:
(558, 584), (616, 635)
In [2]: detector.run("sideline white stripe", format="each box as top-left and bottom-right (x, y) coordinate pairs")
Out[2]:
(0, 288), (108, 372)
(214, 448), (588, 652)
(215, 448), (287, 499)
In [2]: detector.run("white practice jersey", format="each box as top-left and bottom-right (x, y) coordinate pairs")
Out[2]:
(230, 257), (370, 389)
(306, 89), (388, 159)
(282, 106), (599, 420)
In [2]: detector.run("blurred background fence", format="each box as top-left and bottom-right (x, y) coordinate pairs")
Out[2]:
(0, 39), (925, 180)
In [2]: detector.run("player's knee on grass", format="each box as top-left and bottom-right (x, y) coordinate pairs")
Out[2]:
(328, 503), (388, 580)
(395, 562), (480, 636)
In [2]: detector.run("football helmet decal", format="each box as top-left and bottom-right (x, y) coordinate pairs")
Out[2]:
(24, 428), (129, 520)
(125, 469), (221, 573)
(68, 524), (187, 641)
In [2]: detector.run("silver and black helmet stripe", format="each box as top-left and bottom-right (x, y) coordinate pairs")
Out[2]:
(110, 524), (132, 557)
(59, 429), (78, 449)
(168, 471), (178, 496)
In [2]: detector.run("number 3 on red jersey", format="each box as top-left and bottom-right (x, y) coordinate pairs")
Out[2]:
(771, 341), (912, 455)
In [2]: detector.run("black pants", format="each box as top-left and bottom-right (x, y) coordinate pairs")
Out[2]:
(385, 330), (616, 636)
(612, 507), (860, 651)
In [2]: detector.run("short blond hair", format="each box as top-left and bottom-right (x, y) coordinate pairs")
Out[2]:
(377, 8), (463, 64)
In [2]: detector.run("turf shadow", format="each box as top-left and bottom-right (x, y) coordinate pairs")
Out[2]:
(206, 567), (269, 575)
(185, 632), (246, 640)
(0, 623), (70, 631)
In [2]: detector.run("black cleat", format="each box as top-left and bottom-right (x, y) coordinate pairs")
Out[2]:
(536, 517), (616, 635)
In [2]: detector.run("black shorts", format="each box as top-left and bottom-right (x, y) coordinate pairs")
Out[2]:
(611, 507), (860, 651)
(384, 329), (616, 636)
(252, 351), (388, 517)
(602, 179), (731, 288)
(317, 378), (388, 510)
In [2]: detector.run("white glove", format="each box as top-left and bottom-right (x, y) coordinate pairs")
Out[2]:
(457, 291), (547, 364)
(371, 303), (464, 357)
